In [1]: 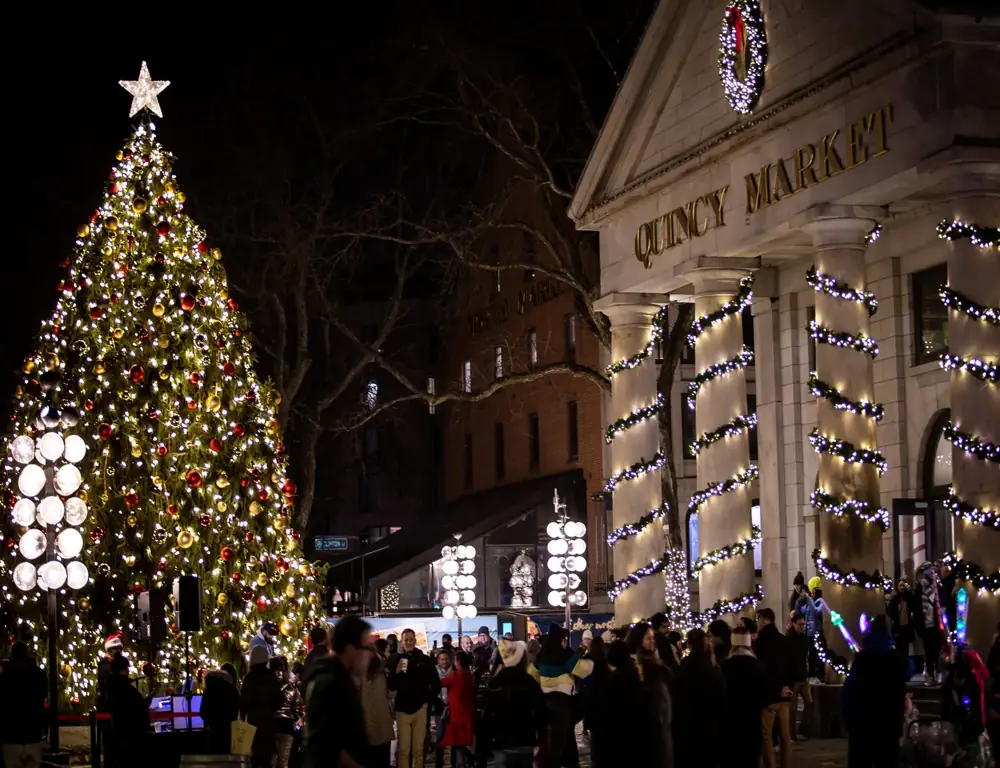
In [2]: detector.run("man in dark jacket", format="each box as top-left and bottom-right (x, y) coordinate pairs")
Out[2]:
(842, 615), (908, 768)
(722, 628), (769, 768)
(303, 614), (372, 768)
(0, 642), (47, 768)
(755, 608), (794, 768)
(105, 654), (150, 766)
(302, 624), (330, 689)
(787, 612), (812, 739)
(708, 618), (733, 667)
(650, 612), (675, 665)
(387, 627), (440, 768)
(482, 639), (547, 767)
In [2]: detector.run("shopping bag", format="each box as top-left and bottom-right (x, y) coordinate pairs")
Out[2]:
(231, 716), (257, 755)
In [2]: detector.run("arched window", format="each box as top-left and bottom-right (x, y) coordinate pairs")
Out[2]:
(922, 409), (952, 499)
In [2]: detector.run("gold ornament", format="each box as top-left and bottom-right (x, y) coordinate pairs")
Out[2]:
(285, 583), (296, 598)
(115, 150), (123, 160)
(22, 359), (35, 374)
(44, 353), (60, 370)
(152, 303), (165, 318)
(152, 476), (163, 489)
(205, 394), (221, 413)
(95, 361), (106, 374)
(266, 423), (277, 437)
(61, 664), (73, 679)
(124, 555), (136, 567)
(158, 336), (170, 349)
(256, 573), (269, 587)
(130, 442), (142, 458)
(210, 247), (223, 261)
(271, 473), (281, 484)
(132, 197), (148, 213)
(164, 181), (175, 193)
(127, 515), (137, 527)
(273, 517), (287, 531)
(104, 216), (119, 231)
(77, 224), (90, 238)
(217, 593), (228, 607)
(249, 501), (260, 517)
(176, 191), (187, 203)
(102, 245), (114, 259)
(216, 501), (228, 513)
(113, 328), (125, 340)
(216, 473), (230, 489)
(173, 246), (186, 258)
(158, 369), (169, 380)
(272, 389), (282, 406)
(220, 289), (229, 301)
(78, 490), (88, 503)
(299, 563), (310, 577)
(177, 530), (195, 549)
(14, 385), (22, 398)
(279, 618), (298, 638)
(78, 597), (91, 611)
(240, 641), (249, 652)
(307, 593), (319, 606)
(248, 557), (259, 568)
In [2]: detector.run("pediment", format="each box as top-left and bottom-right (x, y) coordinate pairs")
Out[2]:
(570, 0), (934, 227)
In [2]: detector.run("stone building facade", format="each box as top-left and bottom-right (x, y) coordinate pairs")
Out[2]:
(571, 0), (999, 649)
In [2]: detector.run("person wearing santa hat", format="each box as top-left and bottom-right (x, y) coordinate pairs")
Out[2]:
(97, 632), (125, 711)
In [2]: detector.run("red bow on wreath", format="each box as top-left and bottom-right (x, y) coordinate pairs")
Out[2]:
(728, 6), (745, 56)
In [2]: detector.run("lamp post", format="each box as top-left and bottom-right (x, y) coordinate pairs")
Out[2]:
(441, 533), (477, 639)
(9, 375), (90, 751)
(547, 489), (587, 633)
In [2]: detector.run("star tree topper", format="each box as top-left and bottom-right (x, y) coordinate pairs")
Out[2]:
(119, 61), (170, 118)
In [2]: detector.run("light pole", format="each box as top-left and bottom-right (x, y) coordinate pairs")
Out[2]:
(441, 533), (477, 640)
(9, 374), (90, 751)
(547, 489), (587, 633)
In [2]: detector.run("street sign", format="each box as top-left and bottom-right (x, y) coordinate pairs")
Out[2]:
(314, 535), (350, 552)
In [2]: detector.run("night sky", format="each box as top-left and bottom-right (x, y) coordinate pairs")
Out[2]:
(7, 4), (652, 398)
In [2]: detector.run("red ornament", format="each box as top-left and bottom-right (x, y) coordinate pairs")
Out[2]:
(198, 514), (211, 528)
(129, 365), (145, 383)
(157, 444), (168, 457)
(244, 531), (253, 543)
(98, 423), (113, 441)
(90, 527), (105, 544)
(221, 630), (231, 641)
(137, 328), (148, 340)
(258, 488), (269, 502)
(90, 307), (103, 320)
(124, 493), (139, 509)
(142, 662), (156, 677)
(110, 294), (120, 305)
(146, 406), (159, 421)
(167, 504), (178, 516)
(241, 585), (254, 601)
(232, 571), (242, 582)
(115, 262), (129, 279)
(239, 478), (250, 488)
(141, 154), (150, 164)
(276, 557), (289, 573)
(154, 252), (166, 264)
(232, 424), (245, 437)
(209, 438), (222, 453)
(186, 399), (197, 410)
(245, 391), (257, 403)
(223, 362), (235, 376)
(290, 530), (302, 541)
(234, 329), (242, 338)
(157, 195), (166, 206)
(221, 547), (234, 562)
(180, 294), (196, 311)
(189, 372), (201, 385)
(85, 400), (95, 412)
(155, 221), (170, 236)
(110, 182), (119, 195)
(198, 297), (207, 307)
(256, 596), (268, 613)
(227, 298), (239, 312)
(197, 241), (209, 254)
(157, 561), (167, 572)
(131, 584), (145, 595)
(186, 469), (202, 488)
(251, 468), (262, 481)
(282, 480), (297, 497)
(122, 149), (132, 160)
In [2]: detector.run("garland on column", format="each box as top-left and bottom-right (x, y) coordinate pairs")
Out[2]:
(686, 274), (762, 618)
(805, 229), (890, 577)
(937, 218), (1000, 598)
(605, 393), (668, 443)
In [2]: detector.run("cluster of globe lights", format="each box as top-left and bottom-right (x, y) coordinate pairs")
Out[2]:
(10, 410), (90, 593)
(546, 520), (587, 608)
(440, 543), (478, 620)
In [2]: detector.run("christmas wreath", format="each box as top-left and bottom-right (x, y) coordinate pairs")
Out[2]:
(718, 0), (767, 115)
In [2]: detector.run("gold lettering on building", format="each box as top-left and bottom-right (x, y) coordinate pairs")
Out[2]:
(634, 186), (730, 268)
(745, 104), (893, 215)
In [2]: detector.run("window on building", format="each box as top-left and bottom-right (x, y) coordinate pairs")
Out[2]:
(565, 315), (577, 361)
(912, 263), (949, 364)
(751, 500), (762, 575)
(364, 380), (378, 411)
(742, 307), (754, 354)
(567, 401), (579, 461)
(495, 346), (504, 379)
(687, 509), (699, 573)
(494, 423), (505, 482)
(681, 394), (697, 459)
(528, 329), (537, 369)
(359, 472), (380, 513)
(807, 306), (817, 372)
(747, 393), (758, 462)
(462, 360), (472, 393)
(528, 413), (540, 471)
(463, 433), (473, 489)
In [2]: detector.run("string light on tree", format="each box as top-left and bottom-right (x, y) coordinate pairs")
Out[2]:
(604, 305), (670, 376)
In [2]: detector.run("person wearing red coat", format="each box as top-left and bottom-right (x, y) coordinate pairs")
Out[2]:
(440, 651), (476, 765)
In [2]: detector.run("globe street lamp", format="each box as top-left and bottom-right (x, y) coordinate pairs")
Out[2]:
(441, 534), (476, 639)
(547, 490), (587, 633)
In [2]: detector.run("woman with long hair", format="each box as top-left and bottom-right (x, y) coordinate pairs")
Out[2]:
(673, 628), (726, 768)
(358, 645), (394, 768)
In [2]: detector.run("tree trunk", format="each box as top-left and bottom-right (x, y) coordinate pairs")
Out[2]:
(294, 419), (322, 532)
(657, 305), (694, 548)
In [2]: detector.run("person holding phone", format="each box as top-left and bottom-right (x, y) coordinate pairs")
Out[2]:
(388, 628), (441, 768)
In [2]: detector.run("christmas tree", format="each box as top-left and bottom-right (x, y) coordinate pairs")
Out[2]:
(0, 64), (325, 706)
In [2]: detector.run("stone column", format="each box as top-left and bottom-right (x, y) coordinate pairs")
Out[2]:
(596, 293), (668, 624)
(943, 199), (1000, 654)
(803, 214), (885, 656)
(688, 270), (755, 618)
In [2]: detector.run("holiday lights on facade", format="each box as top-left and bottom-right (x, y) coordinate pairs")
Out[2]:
(606, 502), (670, 547)
(941, 491), (999, 530)
(604, 305), (669, 376)
(689, 412), (758, 456)
(936, 219), (1000, 248)
(686, 275), (754, 347)
(943, 423), (1000, 463)
(808, 431), (889, 475)
(807, 374), (885, 421)
(603, 452), (667, 493)
(717, 0), (767, 116)
(806, 267), (879, 316)
(939, 285), (1000, 326)
(686, 466), (760, 517)
(687, 346), (755, 402)
(813, 549), (892, 592)
(938, 353), (998, 383)
(941, 554), (1000, 595)
(440, 542), (478, 620)
(605, 393), (667, 443)
(690, 526), (761, 575)
(808, 321), (880, 358)
(809, 490), (889, 530)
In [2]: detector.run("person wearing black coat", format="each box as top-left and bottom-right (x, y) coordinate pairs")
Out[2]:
(786, 613), (812, 738)
(672, 629), (725, 768)
(842, 615), (908, 768)
(105, 654), (151, 767)
(201, 665), (241, 754)
(481, 640), (547, 767)
(721, 628), (769, 768)
(754, 608), (794, 768)
(241, 645), (283, 768)
(0, 642), (48, 768)
(887, 580), (917, 664)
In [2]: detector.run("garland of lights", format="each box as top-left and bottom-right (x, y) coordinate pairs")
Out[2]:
(717, 0), (767, 116)
(605, 305), (669, 376)
(603, 452), (666, 493)
(694, 585), (764, 624)
(936, 219), (1000, 248)
(943, 422), (1000, 463)
(810, 489), (889, 530)
(942, 490), (999, 530)
(939, 286), (999, 326)
(814, 635), (849, 677)
(808, 320), (880, 358)
(813, 549), (892, 591)
(941, 553), (1000, 595)
(607, 554), (668, 601)
(938, 353), (998, 383)
(605, 393), (667, 444)
(664, 549), (695, 632)
(691, 526), (761, 575)
(687, 466), (760, 517)
(687, 346), (754, 402)
(807, 373), (884, 421)
(806, 266), (878, 316)
(808, 430), (888, 475)
(606, 502), (670, 546)
(686, 275), (754, 347)
(689, 413), (758, 456)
